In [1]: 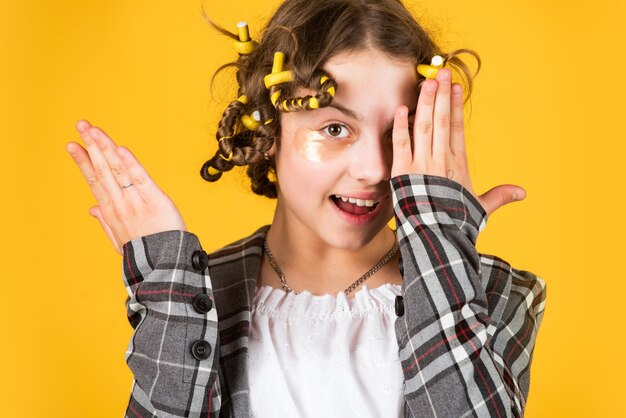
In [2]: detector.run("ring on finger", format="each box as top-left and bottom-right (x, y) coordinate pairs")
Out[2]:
(121, 183), (135, 189)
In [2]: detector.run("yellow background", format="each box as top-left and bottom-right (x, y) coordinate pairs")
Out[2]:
(1, 0), (623, 416)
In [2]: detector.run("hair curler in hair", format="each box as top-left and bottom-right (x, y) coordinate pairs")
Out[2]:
(417, 55), (445, 79)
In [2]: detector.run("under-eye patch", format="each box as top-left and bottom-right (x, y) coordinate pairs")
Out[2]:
(294, 129), (357, 162)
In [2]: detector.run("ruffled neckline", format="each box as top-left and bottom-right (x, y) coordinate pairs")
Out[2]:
(252, 282), (402, 320)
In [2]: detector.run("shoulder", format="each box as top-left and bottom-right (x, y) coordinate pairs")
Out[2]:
(205, 224), (269, 294)
(208, 224), (270, 262)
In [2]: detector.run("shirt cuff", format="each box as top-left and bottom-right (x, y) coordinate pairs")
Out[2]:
(121, 230), (206, 296)
(391, 173), (488, 246)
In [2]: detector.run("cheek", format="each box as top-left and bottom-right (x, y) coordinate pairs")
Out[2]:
(275, 154), (342, 201)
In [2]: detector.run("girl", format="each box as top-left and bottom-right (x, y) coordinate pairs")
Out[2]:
(65, 0), (547, 416)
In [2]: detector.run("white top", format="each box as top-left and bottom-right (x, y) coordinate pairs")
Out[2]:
(247, 283), (405, 418)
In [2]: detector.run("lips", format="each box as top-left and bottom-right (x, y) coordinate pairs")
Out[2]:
(329, 194), (390, 225)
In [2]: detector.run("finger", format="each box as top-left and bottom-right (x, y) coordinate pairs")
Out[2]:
(90, 126), (134, 187)
(66, 141), (110, 205)
(478, 185), (527, 217)
(450, 83), (466, 156)
(75, 119), (92, 134)
(432, 68), (452, 158)
(72, 120), (133, 207)
(88, 126), (144, 207)
(77, 125), (123, 203)
(391, 106), (412, 177)
(116, 145), (162, 201)
(414, 79), (437, 163)
(89, 205), (122, 255)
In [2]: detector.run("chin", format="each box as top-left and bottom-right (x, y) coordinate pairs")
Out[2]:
(323, 220), (391, 251)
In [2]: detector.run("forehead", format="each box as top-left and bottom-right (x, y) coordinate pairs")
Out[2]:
(322, 48), (418, 110)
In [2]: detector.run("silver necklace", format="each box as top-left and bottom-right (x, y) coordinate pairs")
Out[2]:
(262, 230), (399, 296)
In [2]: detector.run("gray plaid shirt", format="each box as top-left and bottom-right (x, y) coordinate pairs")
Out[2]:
(121, 174), (547, 417)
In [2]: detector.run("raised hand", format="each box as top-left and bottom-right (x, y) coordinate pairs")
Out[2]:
(66, 120), (188, 255)
(391, 67), (526, 217)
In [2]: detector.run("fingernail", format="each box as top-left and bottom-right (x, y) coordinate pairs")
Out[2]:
(66, 144), (75, 155)
(76, 120), (88, 133)
(439, 69), (450, 82)
(425, 82), (437, 94)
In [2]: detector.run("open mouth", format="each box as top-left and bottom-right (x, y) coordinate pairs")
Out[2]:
(330, 195), (380, 215)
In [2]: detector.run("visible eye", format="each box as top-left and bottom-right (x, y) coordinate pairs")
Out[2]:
(321, 123), (351, 140)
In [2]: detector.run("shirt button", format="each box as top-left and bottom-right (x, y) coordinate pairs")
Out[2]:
(395, 295), (404, 317)
(192, 293), (213, 314)
(190, 340), (212, 361)
(191, 250), (209, 271)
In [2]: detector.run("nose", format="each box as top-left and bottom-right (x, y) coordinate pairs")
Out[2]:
(347, 132), (392, 185)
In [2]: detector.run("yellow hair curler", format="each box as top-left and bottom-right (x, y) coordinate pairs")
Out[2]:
(207, 166), (221, 176)
(278, 73), (336, 111)
(264, 52), (294, 106)
(320, 75), (336, 96)
(308, 97), (319, 109)
(264, 51), (294, 88)
(218, 151), (233, 161)
(233, 21), (257, 55)
(417, 55), (445, 79)
(216, 136), (234, 161)
(264, 71), (293, 88)
(240, 110), (261, 131)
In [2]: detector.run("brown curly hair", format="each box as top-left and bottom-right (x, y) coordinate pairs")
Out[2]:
(199, 0), (481, 199)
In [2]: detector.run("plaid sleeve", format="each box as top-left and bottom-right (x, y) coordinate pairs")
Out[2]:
(392, 173), (546, 418)
(121, 230), (221, 417)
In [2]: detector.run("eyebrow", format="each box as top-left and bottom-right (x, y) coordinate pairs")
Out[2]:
(327, 102), (363, 121)
(326, 102), (416, 125)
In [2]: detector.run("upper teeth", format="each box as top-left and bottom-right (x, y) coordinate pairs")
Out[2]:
(334, 195), (378, 207)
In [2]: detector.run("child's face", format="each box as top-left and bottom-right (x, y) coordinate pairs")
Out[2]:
(274, 48), (418, 249)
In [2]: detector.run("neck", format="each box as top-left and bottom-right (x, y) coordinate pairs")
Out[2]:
(262, 212), (401, 296)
